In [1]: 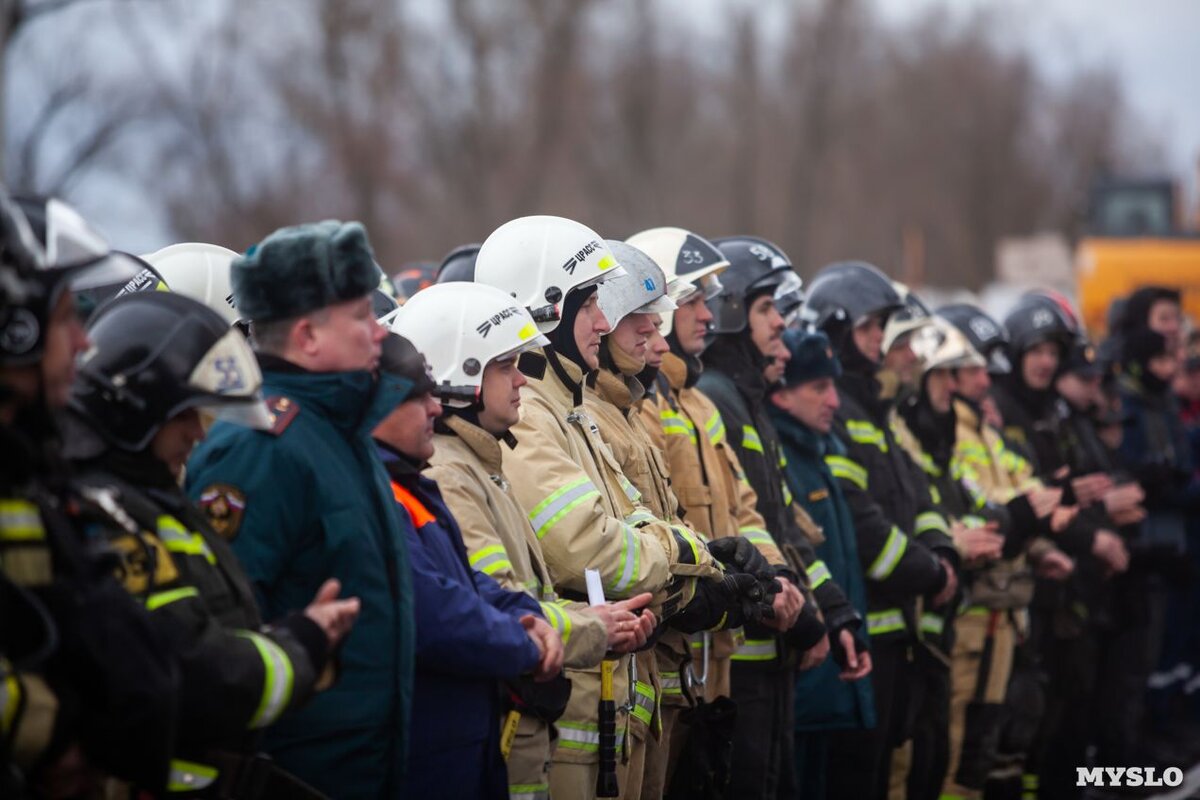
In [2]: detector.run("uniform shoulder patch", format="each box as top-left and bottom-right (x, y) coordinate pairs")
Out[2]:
(198, 484), (246, 541)
(265, 395), (300, 435)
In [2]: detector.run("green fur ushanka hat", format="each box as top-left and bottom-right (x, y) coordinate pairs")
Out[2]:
(232, 220), (381, 322)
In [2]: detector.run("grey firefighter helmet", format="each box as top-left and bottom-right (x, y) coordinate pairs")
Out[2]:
(595, 240), (677, 328)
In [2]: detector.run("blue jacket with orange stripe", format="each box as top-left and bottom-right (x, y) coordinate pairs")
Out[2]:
(377, 443), (543, 800)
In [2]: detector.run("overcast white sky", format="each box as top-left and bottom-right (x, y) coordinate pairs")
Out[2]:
(875, 0), (1200, 207)
(77, 0), (1200, 251)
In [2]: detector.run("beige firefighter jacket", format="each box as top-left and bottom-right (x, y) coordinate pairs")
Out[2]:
(425, 413), (611, 791)
(584, 360), (706, 711)
(425, 414), (609, 669)
(503, 350), (721, 763)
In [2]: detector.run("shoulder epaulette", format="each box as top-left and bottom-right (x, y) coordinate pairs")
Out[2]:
(265, 395), (300, 436)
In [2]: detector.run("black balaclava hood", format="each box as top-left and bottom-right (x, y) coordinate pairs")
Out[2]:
(547, 285), (597, 371)
(898, 373), (956, 469)
(1119, 286), (1180, 338)
(1122, 328), (1171, 396)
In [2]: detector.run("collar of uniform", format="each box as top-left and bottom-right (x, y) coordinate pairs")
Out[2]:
(768, 402), (831, 459)
(591, 367), (645, 412)
(661, 351), (689, 392)
(953, 397), (982, 432)
(439, 413), (504, 474)
(262, 367), (402, 439)
(525, 348), (585, 411)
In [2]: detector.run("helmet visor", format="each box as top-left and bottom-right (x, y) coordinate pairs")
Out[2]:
(67, 251), (145, 293)
(634, 295), (678, 315)
(188, 327), (268, 421)
(773, 271), (805, 326)
(199, 399), (273, 433)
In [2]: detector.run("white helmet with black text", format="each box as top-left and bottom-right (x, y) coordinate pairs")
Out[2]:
(625, 226), (728, 335)
(474, 215), (627, 334)
(141, 242), (240, 325)
(388, 282), (550, 407)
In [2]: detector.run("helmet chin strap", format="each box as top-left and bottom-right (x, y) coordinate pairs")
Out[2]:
(544, 345), (585, 408)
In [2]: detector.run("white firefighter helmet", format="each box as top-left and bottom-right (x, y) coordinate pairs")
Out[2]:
(909, 314), (987, 374)
(474, 215), (627, 334)
(141, 242), (240, 326)
(596, 240), (677, 328)
(881, 280), (933, 355)
(388, 282), (550, 407)
(625, 226), (728, 335)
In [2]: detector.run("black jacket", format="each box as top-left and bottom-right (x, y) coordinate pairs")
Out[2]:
(700, 335), (856, 636)
(64, 416), (328, 793)
(0, 410), (178, 793)
(826, 370), (953, 644)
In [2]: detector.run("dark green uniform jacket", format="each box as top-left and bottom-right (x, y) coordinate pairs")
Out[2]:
(186, 356), (415, 800)
(770, 408), (876, 733)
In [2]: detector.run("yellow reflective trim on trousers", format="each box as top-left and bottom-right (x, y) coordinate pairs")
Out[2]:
(0, 498), (44, 541)
(145, 586), (200, 611)
(556, 721), (627, 752)
(156, 515), (216, 565)
(1, 671), (20, 736)
(825, 455), (867, 490)
(806, 560), (832, 590)
(609, 524), (641, 593)
(731, 638), (777, 661)
(538, 601), (572, 645)
(845, 419), (888, 452)
(741, 425), (764, 454)
(167, 759), (218, 792)
(632, 680), (656, 726)
(659, 670), (683, 696)
(867, 609), (905, 636)
(705, 411), (726, 445)
(509, 784), (550, 800)
(915, 511), (949, 536)
(528, 478), (601, 540)
(866, 526), (908, 580)
(920, 612), (945, 636)
(236, 631), (295, 729)
(469, 545), (513, 577)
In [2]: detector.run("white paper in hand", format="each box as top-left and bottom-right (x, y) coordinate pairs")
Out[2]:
(585, 568), (607, 607)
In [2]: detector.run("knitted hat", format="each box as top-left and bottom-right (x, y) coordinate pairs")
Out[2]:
(779, 329), (842, 388)
(232, 220), (381, 322)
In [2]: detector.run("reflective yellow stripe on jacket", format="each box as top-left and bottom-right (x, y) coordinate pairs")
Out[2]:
(866, 526), (908, 580)
(824, 455), (868, 490)
(866, 609), (906, 636)
(528, 477), (601, 540)
(236, 631), (295, 729)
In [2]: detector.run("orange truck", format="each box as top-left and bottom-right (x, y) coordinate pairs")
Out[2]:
(1075, 176), (1200, 335)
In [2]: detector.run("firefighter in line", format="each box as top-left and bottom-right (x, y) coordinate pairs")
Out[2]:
(62, 290), (359, 797)
(391, 281), (657, 800)
(803, 262), (960, 800)
(474, 215), (767, 799)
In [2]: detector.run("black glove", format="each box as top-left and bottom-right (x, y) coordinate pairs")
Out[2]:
(668, 573), (774, 634)
(784, 603), (827, 652)
(707, 536), (773, 578)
